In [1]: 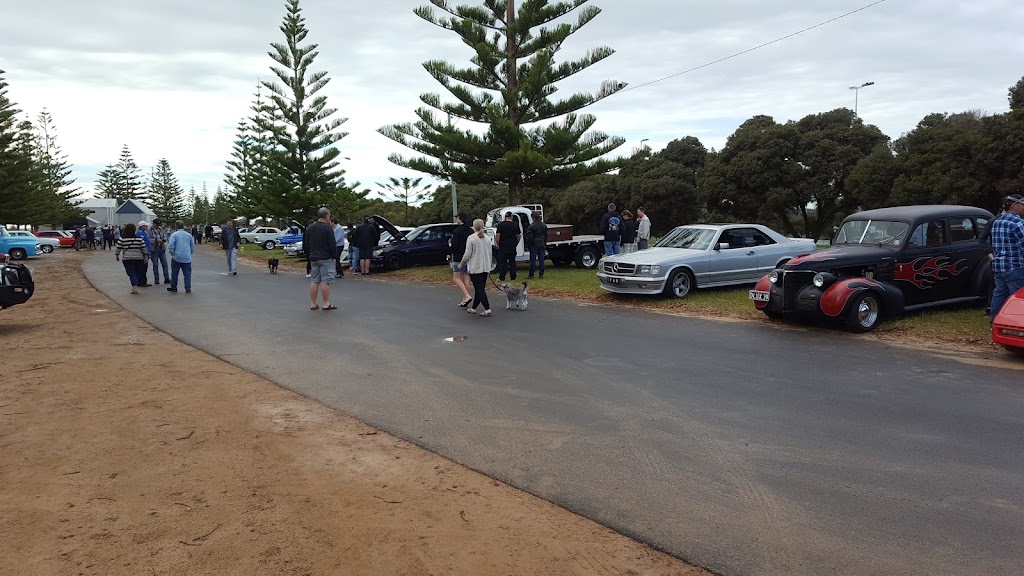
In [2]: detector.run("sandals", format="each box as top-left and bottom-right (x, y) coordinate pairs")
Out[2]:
(466, 308), (477, 314)
(458, 298), (472, 308)
(479, 310), (492, 317)
(310, 304), (319, 310)
(323, 304), (338, 311)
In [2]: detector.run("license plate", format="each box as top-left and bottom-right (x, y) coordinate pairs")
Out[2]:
(14, 288), (23, 293)
(749, 290), (769, 302)
(607, 277), (621, 284)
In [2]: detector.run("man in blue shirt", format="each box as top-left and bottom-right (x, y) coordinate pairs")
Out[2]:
(137, 221), (153, 287)
(167, 220), (196, 293)
(989, 194), (1024, 321)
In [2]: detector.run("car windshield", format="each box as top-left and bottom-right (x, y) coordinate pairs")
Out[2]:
(834, 220), (910, 246)
(655, 227), (717, 250)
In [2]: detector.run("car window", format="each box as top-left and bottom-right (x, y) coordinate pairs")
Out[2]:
(656, 227), (717, 250)
(419, 228), (442, 242)
(908, 221), (946, 248)
(949, 217), (977, 243)
(719, 228), (766, 249)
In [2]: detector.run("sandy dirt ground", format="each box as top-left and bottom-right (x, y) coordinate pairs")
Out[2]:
(0, 251), (708, 576)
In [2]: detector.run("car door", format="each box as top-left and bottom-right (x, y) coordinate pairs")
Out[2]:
(708, 227), (760, 283)
(897, 219), (954, 305)
(409, 227), (441, 264)
(946, 216), (986, 298)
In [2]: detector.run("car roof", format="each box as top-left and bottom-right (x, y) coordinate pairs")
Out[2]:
(845, 205), (993, 222)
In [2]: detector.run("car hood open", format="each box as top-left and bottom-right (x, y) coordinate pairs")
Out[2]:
(371, 215), (406, 242)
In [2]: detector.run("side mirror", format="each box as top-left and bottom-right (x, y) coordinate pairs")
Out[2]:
(717, 242), (729, 251)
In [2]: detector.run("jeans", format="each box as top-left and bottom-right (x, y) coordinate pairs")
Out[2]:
(122, 260), (140, 286)
(171, 260), (192, 291)
(226, 247), (238, 273)
(136, 259), (149, 285)
(498, 250), (517, 280)
(638, 238), (649, 250)
(529, 246), (545, 277)
(152, 248), (169, 282)
(469, 273), (490, 311)
(603, 241), (621, 256)
(350, 246), (361, 273)
(991, 267), (1024, 321)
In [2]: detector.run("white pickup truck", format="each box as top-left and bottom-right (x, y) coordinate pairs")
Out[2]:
(239, 227), (285, 250)
(484, 205), (605, 269)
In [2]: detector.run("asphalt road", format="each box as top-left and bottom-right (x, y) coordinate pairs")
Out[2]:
(83, 248), (1024, 576)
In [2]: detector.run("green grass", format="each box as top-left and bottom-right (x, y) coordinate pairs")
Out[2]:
(877, 306), (992, 346)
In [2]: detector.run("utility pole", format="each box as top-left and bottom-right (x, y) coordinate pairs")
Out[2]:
(447, 112), (458, 222)
(849, 81), (875, 116)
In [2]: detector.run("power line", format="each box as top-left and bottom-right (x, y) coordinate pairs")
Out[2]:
(620, 0), (889, 94)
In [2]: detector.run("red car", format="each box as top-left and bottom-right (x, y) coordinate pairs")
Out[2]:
(35, 230), (76, 247)
(992, 287), (1024, 353)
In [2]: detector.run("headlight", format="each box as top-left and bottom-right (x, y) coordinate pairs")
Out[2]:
(813, 273), (825, 288)
(637, 265), (662, 275)
(372, 249), (383, 257)
(769, 270), (779, 284)
(813, 272), (837, 289)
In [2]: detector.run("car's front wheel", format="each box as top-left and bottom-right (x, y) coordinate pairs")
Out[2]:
(9, 248), (27, 261)
(664, 268), (694, 299)
(575, 246), (600, 269)
(40, 245), (54, 253)
(385, 252), (403, 270)
(262, 240), (276, 250)
(845, 293), (881, 332)
(240, 238), (250, 244)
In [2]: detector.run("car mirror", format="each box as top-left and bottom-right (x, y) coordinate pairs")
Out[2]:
(716, 242), (729, 251)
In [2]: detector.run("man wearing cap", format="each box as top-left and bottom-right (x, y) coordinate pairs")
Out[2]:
(989, 194), (1024, 321)
(137, 221), (153, 287)
(494, 211), (521, 281)
(149, 219), (170, 284)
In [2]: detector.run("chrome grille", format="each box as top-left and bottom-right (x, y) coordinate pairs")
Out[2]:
(604, 262), (636, 275)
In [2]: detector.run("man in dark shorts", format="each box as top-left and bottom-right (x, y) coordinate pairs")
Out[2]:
(307, 207), (339, 310)
(354, 215), (380, 276)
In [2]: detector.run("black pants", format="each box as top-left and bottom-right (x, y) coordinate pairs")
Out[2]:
(498, 250), (517, 280)
(135, 260), (149, 285)
(469, 273), (490, 311)
(335, 249), (346, 276)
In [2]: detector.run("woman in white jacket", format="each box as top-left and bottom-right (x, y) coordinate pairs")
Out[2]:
(459, 219), (494, 317)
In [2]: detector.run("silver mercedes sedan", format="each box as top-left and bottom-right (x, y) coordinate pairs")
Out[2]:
(597, 224), (817, 298)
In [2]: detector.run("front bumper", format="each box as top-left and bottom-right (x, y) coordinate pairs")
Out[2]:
(597, 272), (667, 295)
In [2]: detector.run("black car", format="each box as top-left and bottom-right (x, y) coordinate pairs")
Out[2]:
(0, 256), (34, 310)
(372, 218), (458, 270)
(750, 205), (994, 332)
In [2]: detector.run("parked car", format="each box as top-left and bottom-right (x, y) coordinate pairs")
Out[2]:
(992, 287), (1024, 353)
(239, 227), (285, 250)
(35, 230), (76, 248)
(0, 253), (34, 310)
(598, 224), (816, 298)
(486, 204), (605, 269)
(372, 218), (458, 270)
(7, 230), (59, 253)
(0, 226), (41, 260)
(751, 205), (993, 332)
(274, 224), (306, 247)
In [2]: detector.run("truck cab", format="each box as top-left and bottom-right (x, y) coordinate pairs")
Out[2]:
(0, 226), (41, 261)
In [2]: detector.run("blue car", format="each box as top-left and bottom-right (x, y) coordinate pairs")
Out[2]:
(274, 224), (305, 246)
(0, 226), (40, 261)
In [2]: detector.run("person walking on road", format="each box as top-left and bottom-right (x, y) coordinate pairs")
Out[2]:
(599, 203), (623, 256)
(354, 215), (380, 276)
(637, 207), (651, 250)
(307, 208), (338, 310)
(166, 220), (195, 294)
(114, 223), (149, 294)
(137, 221), (153, 286)
(459, 219), (494, 317)
(331, 217), (347, 278)
(451, 212), (474, 306)
(620, 210), (639, 254)
(525, 210), (547, 279)
(990, 194), (1024, 322)
(495, 211), (521, 281)
(150, 219), (170, 284)
(221, 220), (241, 276)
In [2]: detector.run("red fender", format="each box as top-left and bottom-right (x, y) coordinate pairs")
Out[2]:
(752, 275), (772, 309)
(820, 278), (885, 317)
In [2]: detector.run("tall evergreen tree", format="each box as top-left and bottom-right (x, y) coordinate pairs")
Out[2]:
(0, 70), (41, 225)
(146, 158), (186, 221)
(116, 145), (144, 202)
(31, 110), (85, 225)
(260, 0), (354, 217)
(95, 164), (121, 203)
(376, 176), (433, 224)
(379, 0), (628, 205)
(1009, 76), (1024, 111)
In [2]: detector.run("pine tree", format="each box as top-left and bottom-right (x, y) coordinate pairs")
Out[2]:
(184, 187), (197, 223)
(146, 158), (186, 221)
(31, 110), (85, 225)
(115, 145), (144, 203)
(95, 164), (121, 203)
(379, 0), (628, 205)
(0, 70), (41, 225)
(261, 0), (355, 217)
(376, 176), (433, 225)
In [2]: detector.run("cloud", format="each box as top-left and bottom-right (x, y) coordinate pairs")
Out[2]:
(3, 0), (1022, 203)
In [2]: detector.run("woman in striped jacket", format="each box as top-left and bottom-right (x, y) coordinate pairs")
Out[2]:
(115, 223), (150, 294)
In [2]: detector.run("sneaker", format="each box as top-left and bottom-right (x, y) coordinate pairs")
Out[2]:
(163, 279), (170, 284)
(166, 287), (177, 292)
(130, 288), (139, 294)
(185, 289), (191, 294)
(231, 272), (237, 276)
(306, 274), (311, 278)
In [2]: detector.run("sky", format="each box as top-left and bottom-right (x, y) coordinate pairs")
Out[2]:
(2, 0), (1023, 201)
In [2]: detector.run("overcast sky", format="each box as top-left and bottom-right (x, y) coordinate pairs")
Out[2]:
(3, 0), (1022, 201)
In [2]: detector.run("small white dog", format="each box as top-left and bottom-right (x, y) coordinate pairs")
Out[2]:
(502, 281), (528, 310)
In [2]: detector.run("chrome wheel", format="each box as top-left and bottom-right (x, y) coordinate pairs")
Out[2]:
(846, 293), (881, 332)
(41, 245), (54, 253)
(664, 269), (693, 299)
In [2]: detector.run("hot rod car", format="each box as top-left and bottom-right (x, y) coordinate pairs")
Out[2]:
(750, 205), (993, 332)
(0, 254), (34, 310)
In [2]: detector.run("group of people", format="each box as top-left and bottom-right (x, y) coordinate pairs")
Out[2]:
(985, 194), (1024, 323)
(73, 225), (121, 251)
(599, 204), (652, 256)
(114, 219), (196, 294)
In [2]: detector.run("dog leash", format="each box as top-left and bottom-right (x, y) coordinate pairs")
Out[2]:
(487, 274), (503, 290)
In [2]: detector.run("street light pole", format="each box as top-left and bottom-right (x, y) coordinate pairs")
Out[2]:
(849, 81), (875, 116)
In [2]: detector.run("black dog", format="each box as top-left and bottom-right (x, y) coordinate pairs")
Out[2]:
(268, 258), (279, 274)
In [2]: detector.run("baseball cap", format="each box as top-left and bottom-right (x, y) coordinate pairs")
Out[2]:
(138, 220), (149, 227)
(1004, 194), (1024, 210)
(505, 211), (514, 218)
